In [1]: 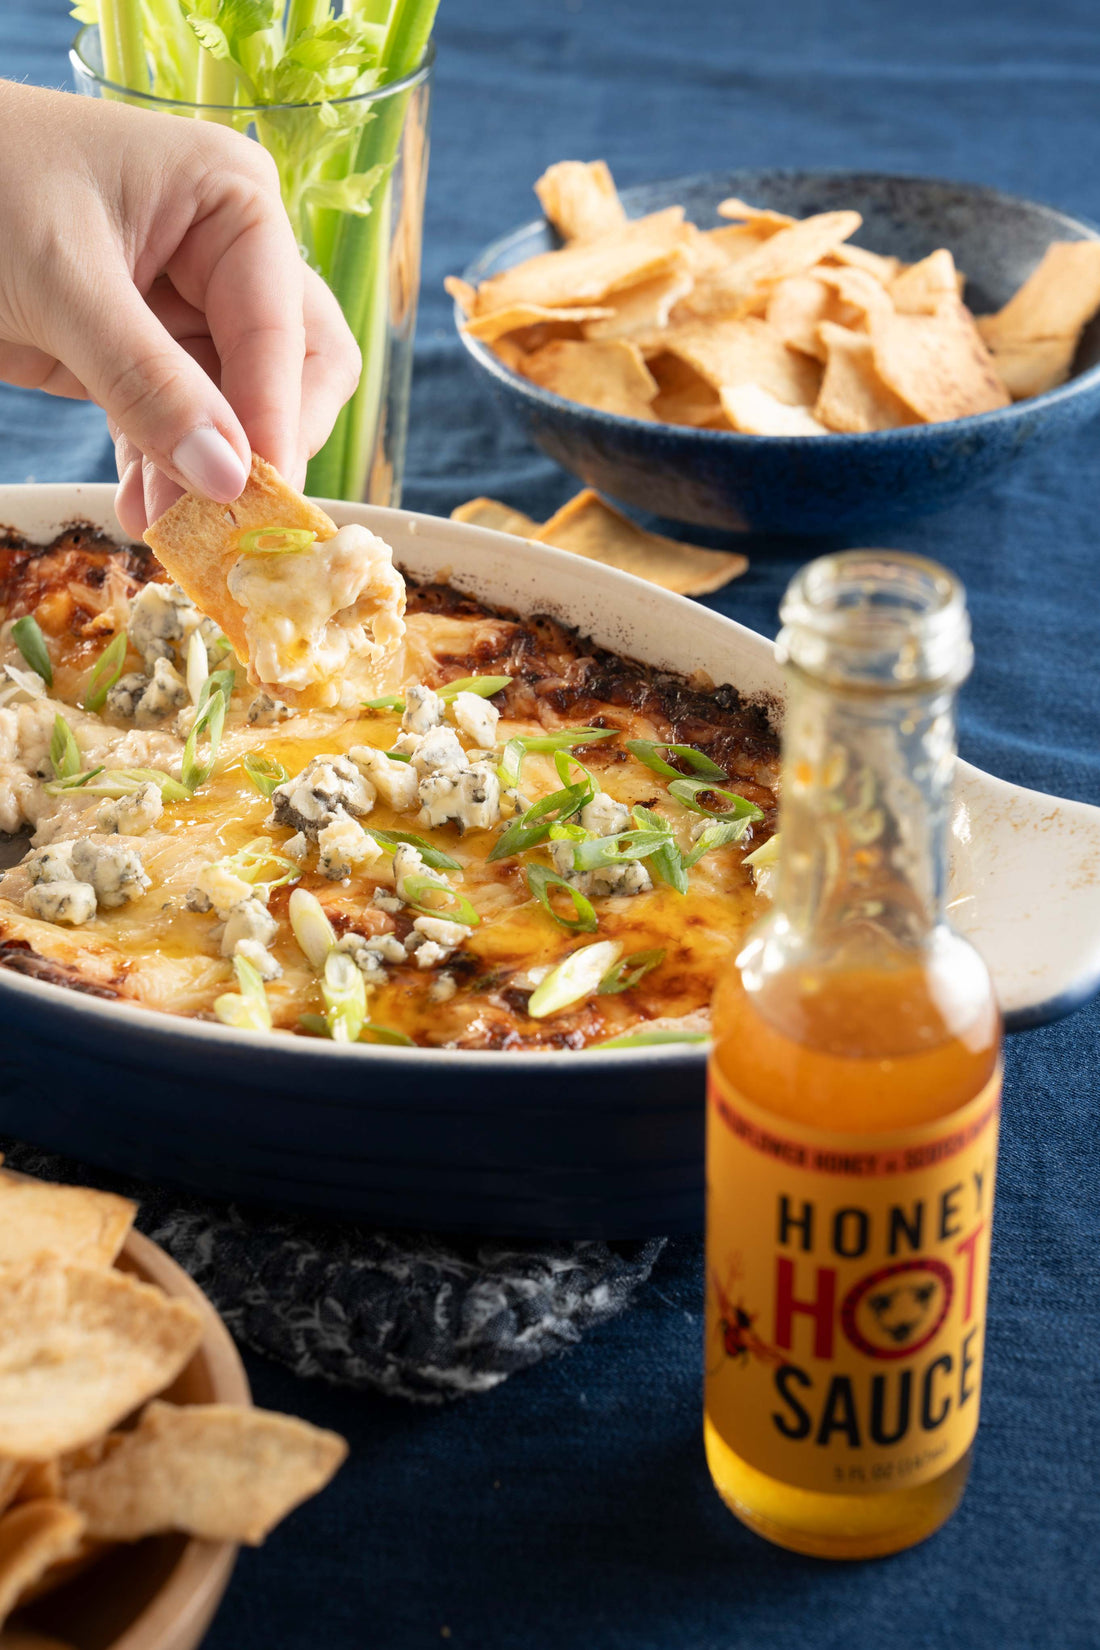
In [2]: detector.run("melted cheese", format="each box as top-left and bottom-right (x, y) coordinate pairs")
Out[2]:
(226, 524), (406, 709)
(0, 601), (771, 1048)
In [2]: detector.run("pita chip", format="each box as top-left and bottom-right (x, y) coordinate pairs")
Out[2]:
(977, 241), (1100, 347)
(662, 316), (822, 407)
(145, 454), (406, 710)
(63, 1402), (347, 1547)
(519, 339), (660, 419)
(450, 498), (542, 537)
(463, 302), (615, 343)
(0, 1502), (84, 1626)
(815, 323), (917, 433)
(890, 249), (963, 314)
(0, 1259), (202, 1461)
(983, 333), (1078, 399)
(0, 1173), (134, 1270)
(534, 160), (627, 242)
(534, 490), (747, 596)
(721, 384), (830, 436)
(470, 208), (690, 316)
(872, 300), (1010, 421)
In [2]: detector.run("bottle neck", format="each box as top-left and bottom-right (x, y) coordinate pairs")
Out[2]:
(773, 665), (957, 959)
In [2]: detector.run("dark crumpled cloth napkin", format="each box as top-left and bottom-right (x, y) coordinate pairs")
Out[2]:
(1, 1139), (665, 1402)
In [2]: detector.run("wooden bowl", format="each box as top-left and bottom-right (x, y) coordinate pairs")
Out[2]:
(12, 1227), (249, 1650)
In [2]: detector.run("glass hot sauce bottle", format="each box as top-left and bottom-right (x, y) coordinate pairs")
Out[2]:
(704, 550), (1002, 1560)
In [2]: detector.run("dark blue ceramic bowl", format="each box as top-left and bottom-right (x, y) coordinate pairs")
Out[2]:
(455, 170), (1100, 535)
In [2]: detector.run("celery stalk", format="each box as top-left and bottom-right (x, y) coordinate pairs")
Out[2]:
(195, 47), (239, 123)
(306, 0), (439, 499)
(100, 0), (148, 96)
(285, 0), (329, 40)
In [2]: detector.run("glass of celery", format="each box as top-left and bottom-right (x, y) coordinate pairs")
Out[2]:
(70, 2), (437, 506)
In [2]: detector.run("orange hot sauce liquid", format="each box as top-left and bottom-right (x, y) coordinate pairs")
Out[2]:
(703, 955), (1001, 1560)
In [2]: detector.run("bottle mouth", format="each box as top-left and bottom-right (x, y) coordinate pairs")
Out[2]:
(776, 550), (972, 691)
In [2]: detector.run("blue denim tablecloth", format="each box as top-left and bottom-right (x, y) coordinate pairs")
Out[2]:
(3, 2), (1100, 1645)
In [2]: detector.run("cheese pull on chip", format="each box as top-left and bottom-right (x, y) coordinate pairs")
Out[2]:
(144, 455), (406, 710)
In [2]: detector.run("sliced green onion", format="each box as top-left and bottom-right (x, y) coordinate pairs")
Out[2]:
(526, 865), (599, 933)
(554, 748), (601, 793)
(289, 887), (337, 970)
(598, 949), (666, 995)
(527, 940), (621, 1019)
(242, 752), (289, 799)
(547, 821), (588, 845)
(45, 766), (189, 802)
(487, 781), (592, 862)
(631, 805), (688, 895)
(237, 526), (317, 555)
(220, 837), (300, 891)
(185, 629), (208, 706)
(518, 727), (617, 754)
(214, 954), (272, 1032)
(181, 670), (233, 792)
(361, 1022), (417, 1047)
(682, 817), (754, 868)
(363, 828), (461, 871)
(400, 874), (480, 927)
(498, 735), (526, 788)
(597, 1029), (709, 1049)
(438, 674), (512, 701)
(570, 829), (672, 873)
(667, 778), (765, 823)
(323, 949), (367, 1044)
(742, 832), (780, 869)
(49, 714), (82, 781)
(82, 630), (128, 713)
(298, 1013), (329, 1037)
(11, 615), (52, 686)
(362, 694), (405, 712)
(384, 748), (412, 762)
(626, 739), (727, 780)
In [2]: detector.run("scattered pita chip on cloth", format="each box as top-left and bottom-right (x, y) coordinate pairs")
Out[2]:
(662, 316), (823, 407)
(63, 1402), (348, 1547)
(0, 1173), (134, 1270)
(518, 339), (659, 419)
(721, 383), (829, 436)
(450, 498), (542, 537)
(976, 241), (1100, 346)
(471, 208), (690, 316)
(0, 1501), (84, 1624)
(0, 1260), (203, 1461)
(145, 454), (406, 710)
(890, 249), (963, 314)
(984, 333), (1078, 399)
(534, 160), (627, 242)
(533, 490), (747, 595)
(464, 302), (614, 343)
(815, 323), (917, 432)
(872, 300), (1010, 421)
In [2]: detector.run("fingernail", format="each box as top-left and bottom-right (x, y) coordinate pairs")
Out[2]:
(171, 428), (248, 502)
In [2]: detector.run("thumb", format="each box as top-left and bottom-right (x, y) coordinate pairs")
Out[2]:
(59, 266), (250, 505)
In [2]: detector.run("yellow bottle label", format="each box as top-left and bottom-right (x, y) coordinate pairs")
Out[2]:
(705, 1062), (1001, 1496)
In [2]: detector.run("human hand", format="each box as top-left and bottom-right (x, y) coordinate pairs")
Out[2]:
(0, 80), (361, 536)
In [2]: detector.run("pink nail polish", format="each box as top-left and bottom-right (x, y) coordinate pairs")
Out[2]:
(171, 428), (248, 502)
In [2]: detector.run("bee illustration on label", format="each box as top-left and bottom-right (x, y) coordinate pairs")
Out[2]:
(708, 1266), (783, 1377)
